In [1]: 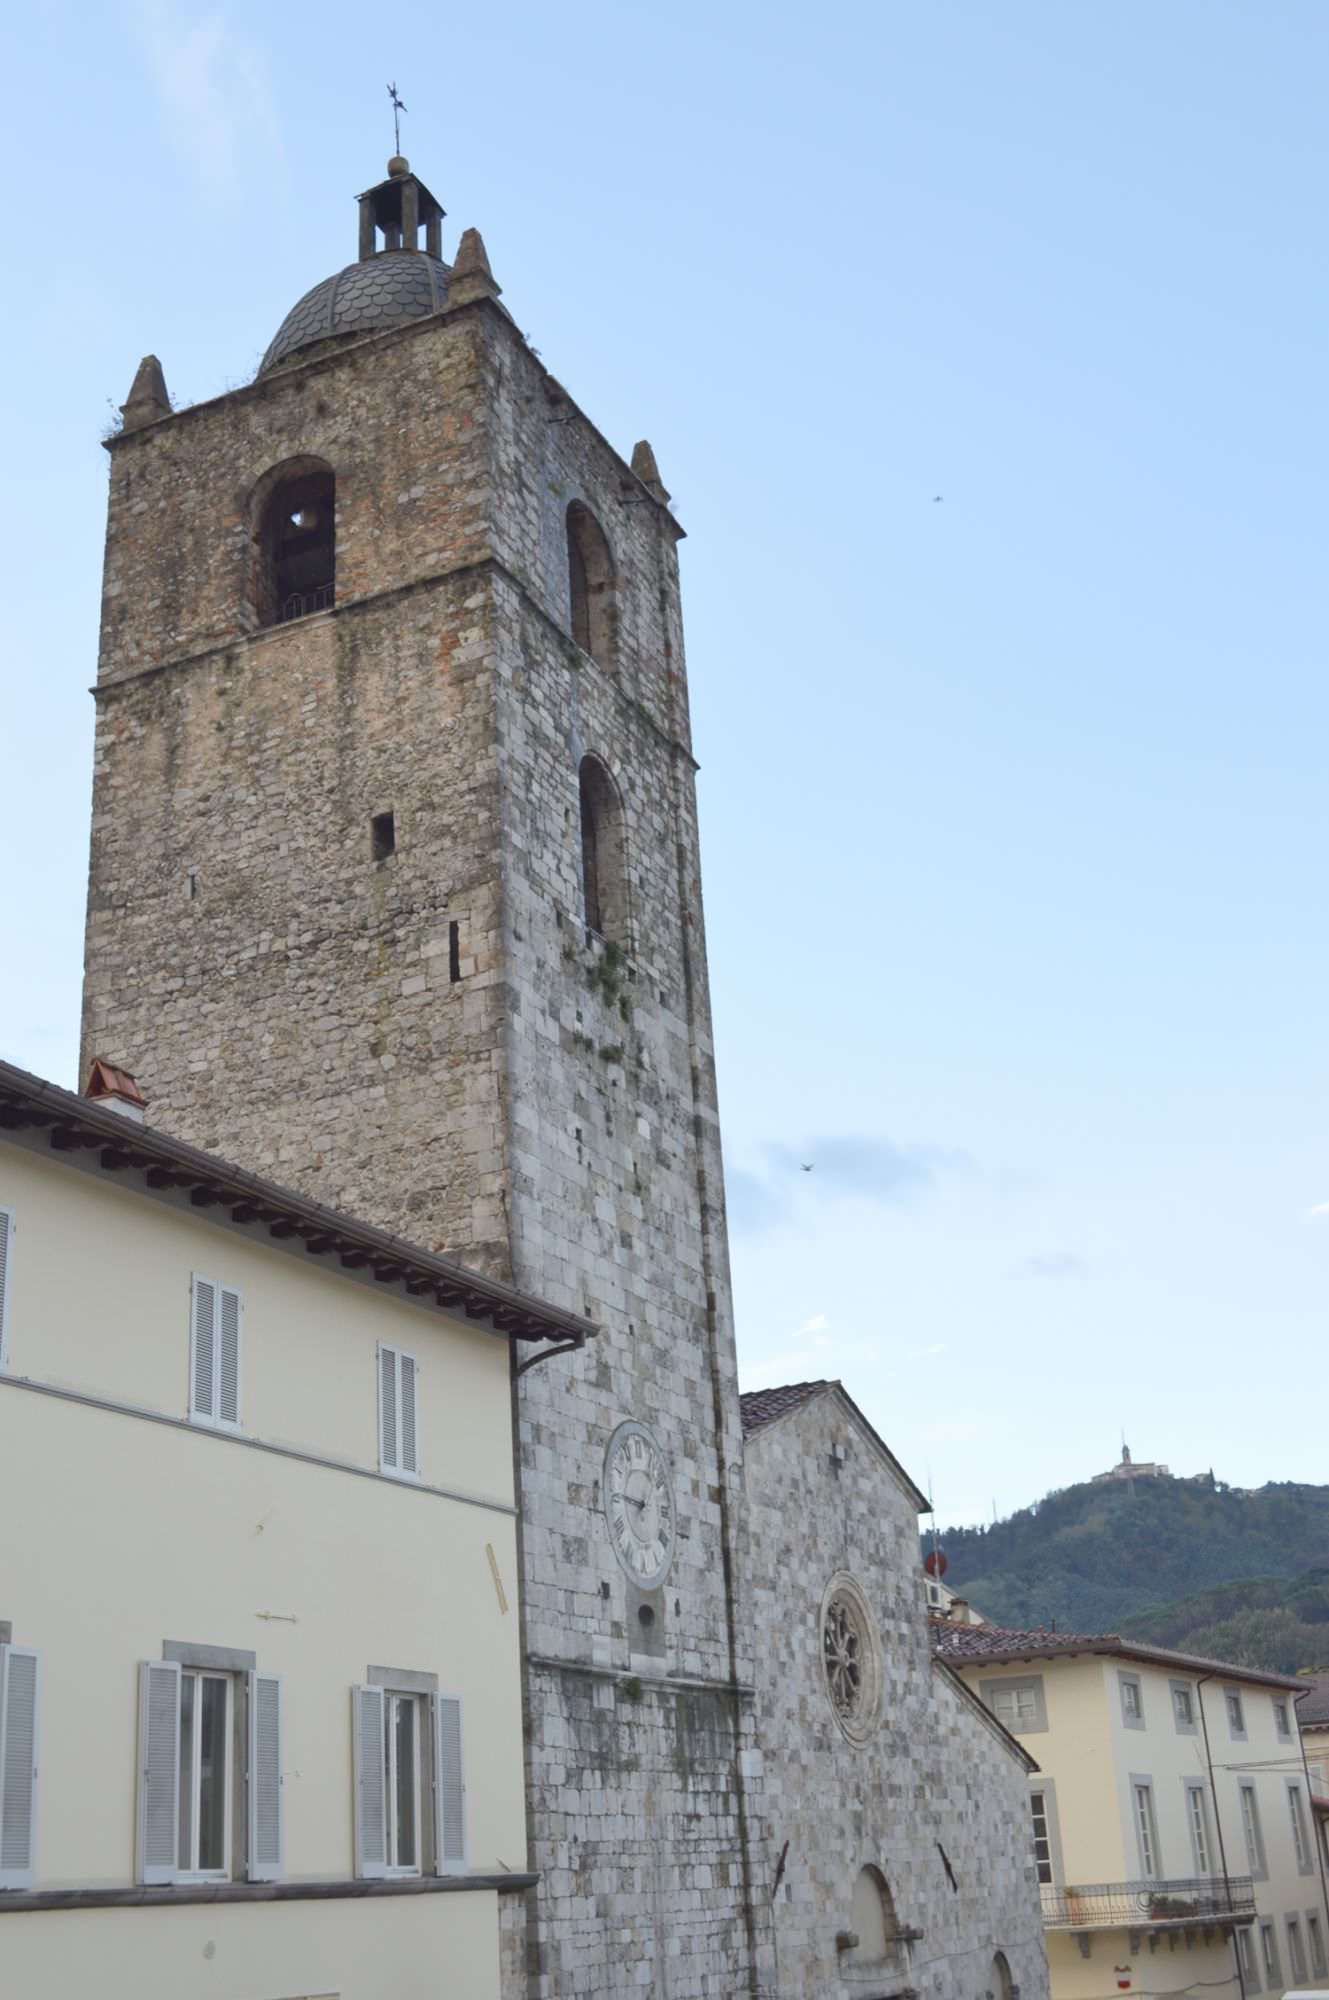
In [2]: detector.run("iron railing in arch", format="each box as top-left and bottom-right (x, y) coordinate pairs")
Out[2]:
(1040, 1876), (1255, 1929)
(277, 583), (335, 624)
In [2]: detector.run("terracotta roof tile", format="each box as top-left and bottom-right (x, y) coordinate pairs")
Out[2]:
(929, 1618), (1305, 1691)
(739, 1381), (834, 1436)
(1294, 1670), (1329, 1728)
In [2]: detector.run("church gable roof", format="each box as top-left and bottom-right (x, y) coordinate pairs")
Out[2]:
(739, 1380), (832, 1435)
(740, 1378), (931, 1514)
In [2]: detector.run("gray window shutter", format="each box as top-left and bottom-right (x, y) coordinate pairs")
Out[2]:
(137, 1659), (181, 1884)
(0, 1645), (40, 1889)
(352, 1684), (387, 1878)
(247, 1671), (283, 1881)
(379, 1345), (398, 1472)
(379, 1346), (419, 1477)
(218, 1285), (242, 1429)
(400, 1353), (419, 1475)
(0, 1207), (13, 1370)
(433, 1693), (466, 1875)
(191, 1276), (216, 1422)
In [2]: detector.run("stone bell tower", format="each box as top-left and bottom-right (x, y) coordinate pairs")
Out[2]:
(82, 158), (770, 1997)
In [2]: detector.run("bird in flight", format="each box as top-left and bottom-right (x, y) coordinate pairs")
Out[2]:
(932, 495), (943, 503)
(801, 1163), (814, 1173)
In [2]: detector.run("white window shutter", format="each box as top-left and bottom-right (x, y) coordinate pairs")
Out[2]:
(137, 1660), (181, 1884)
(400, 1353), (419, 1475)
(191, 1276), (217, 1422)
(0, 1645), (40, 1889)
(352, 1685), (388, 1878)
(433, 1693), (466, 1875)
(218, 1286), (242, 1429)
(0, 1207), (13, 1371)
(247, 1671), (284, 1881)
(379, 1344), (399, 1472)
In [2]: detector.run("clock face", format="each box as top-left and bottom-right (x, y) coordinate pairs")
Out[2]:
(604, 1421), (675, 1588)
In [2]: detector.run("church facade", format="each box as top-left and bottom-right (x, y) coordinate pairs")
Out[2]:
(79, 156), (1048, 1999)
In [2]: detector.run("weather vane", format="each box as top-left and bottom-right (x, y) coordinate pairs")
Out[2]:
(387, 82), (407, 156)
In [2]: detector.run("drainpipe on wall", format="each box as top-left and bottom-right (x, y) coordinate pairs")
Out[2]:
(1197, 1674), (1246, 2000)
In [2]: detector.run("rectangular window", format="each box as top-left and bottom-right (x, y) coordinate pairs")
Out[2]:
(1030, 1789), (1052, 1885)
(1261, 1920), (1282, 1988)
(353, 1685), (465, 1880)
(1288, 1918), (1308, 1985)
(378, 1343), (420, 1479)
(0, 1205), (12, 1370)
(370, 810), (395, 862)
(1171, 1682), (1195, 1730)
(0, 1643), (41, 1890)
(991, 1684), (1038, 1726)
(384, 1691), (419, 1872)
(177, 1670), (231, 1877)
(1240, 1783), (1267, 1876)
(1238, 1925), (1259, 1993)
(1308, 1912), (1326, 1978)
(1185, 1784), (1212, 1875)
(1133, 1781), (1159, 1878)
(1119, 1672), (1144, 1726)
(1289, 1782), (1312, 1872)
(1225, 1688), (1246, 1736)
(137, 1660), (283, 1885)
(190, 1275), (242, 1431)
(1274, 1696), (1292, 1739)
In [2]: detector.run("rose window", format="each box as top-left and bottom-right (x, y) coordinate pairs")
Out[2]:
(823, 1596), (864, 1718)
(819, 1574), (882, 1744)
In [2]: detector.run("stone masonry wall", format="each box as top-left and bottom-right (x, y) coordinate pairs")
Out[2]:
(745, 1389), (1051, 2000)
(480, 318), (769, 1996)
(82, 291), (769, 1999)
(83, 309), (513, 1263)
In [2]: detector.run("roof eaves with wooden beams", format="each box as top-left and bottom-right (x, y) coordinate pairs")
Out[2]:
(0, 1058), (593, 1353)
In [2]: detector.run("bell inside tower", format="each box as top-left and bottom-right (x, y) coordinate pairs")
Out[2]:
(255, 463), (336, 626)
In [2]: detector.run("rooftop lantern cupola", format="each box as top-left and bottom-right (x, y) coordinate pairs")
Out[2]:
(358, 156), (446, 260)
(258, 157), (458, 375)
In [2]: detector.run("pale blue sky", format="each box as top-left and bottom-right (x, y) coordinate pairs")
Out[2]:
(2, 2), (1327, 1529)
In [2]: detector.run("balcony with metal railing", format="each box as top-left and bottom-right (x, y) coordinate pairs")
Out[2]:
(1041, 1877), (1256, 1931)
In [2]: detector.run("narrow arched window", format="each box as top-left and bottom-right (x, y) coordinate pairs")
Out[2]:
(990, 1951), (1016, 2000)
(254, 458), (336, 628)
(578, 755), (628, 943)
(566, 502), (615, 663)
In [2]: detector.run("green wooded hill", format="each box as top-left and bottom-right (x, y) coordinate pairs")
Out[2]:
(933, 1476), (1329, 1655)
(1122, 1569), (1329, 1674)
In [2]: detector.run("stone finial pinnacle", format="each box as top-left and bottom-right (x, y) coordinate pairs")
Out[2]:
(631, 439), (670, 506)
(120, 354), (171, 432)
(449, 228), (501, 305)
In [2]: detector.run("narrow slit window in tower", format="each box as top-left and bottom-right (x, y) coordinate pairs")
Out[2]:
(566, 503), (615, 663)
(371, 812), (395, 861)
(578, 755), (628, 943)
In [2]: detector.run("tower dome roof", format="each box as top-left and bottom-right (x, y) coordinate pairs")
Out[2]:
(260, 249), (450, 374)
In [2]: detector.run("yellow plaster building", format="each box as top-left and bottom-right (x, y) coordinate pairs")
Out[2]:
(936, 1622), (1329, 2000)
(0, 1058), (587, 1999)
